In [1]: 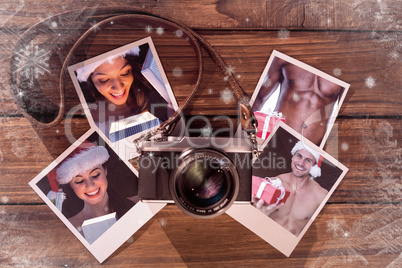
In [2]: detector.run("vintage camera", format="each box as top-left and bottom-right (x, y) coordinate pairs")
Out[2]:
(138, 136), (252, 218)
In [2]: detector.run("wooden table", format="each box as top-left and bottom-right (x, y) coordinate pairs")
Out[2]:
(1, 1), (401, 266)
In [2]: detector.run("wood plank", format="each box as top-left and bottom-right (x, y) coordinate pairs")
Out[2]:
(0, 0), (401, 30)
(0, 204), (400, 266)
(1, 30), (401, 118)
(0, 117), (400, 204)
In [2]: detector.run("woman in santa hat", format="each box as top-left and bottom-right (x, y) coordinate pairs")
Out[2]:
(55, 141), (137, 234)
(76, 43), (174, 141)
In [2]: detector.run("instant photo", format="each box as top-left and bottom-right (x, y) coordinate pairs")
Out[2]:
(227, 122), (348, 256)
(29, 129), (166, 263)
(238, 50), (350, 149)
(68, 37), (181, 161)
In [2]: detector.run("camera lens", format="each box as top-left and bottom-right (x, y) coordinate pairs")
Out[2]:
(170, 148), (239, 218)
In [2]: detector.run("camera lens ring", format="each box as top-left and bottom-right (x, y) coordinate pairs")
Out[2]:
(169, 147), (239, 218)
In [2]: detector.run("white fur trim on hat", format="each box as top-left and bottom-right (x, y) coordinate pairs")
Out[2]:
(291, 141), (321, 178)
(76, 46), (140, 82)
(56, 146), (110, 184)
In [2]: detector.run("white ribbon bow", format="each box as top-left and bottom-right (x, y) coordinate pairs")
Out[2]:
(256, 177), (286, 205)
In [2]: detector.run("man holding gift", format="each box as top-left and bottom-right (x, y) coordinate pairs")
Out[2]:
(252, 141), (328, 236)
(252, 56), (344, 145)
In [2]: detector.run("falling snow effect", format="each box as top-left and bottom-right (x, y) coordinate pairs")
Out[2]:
(365, 76), (376, 88)
(172, 67), (183, 77)
(292, 92), (300, 102)
(278, 29), (290, 40)
(2, 196), (9, 203)
(225, 65), (235, 75)
(341, 142), (349, 151)
(208, 88), (214, 94)
(263, 77), (272, 88)
(159, 218), (167, 228)
(145, 25), (152, 34)
(156, 27), (164, 35)
(174, 29), (183, 38)
(201, 126), (213, 137)
(220, 88), (234, 104)
(14, 44), (50, 86)
(333, 68), (342, 77)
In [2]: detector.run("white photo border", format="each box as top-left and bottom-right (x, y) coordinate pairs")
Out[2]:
(227, 121), (349, 256)
(67, 36), (182, 162)
(241, 49), (350, 149)
(28, 129), (166, 263)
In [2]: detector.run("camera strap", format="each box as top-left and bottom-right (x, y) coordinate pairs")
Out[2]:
(11, 7), (259, 156)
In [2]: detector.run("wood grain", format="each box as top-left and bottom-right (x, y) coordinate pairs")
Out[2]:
(1, 117), (400, 204)
(2, 30), (401, 117)
(0, 204), (400, 266)
(0, 0), (401, 266)
(1, 0), (401, 30)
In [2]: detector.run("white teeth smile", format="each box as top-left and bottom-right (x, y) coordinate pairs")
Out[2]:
(86, 188), (100, 196)
(296, 165), (304, 171)
(110, 90), (125, 97)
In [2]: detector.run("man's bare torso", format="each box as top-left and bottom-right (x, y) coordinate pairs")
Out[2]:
(253, 58), (343, 145)
(269, 173), (327, 236)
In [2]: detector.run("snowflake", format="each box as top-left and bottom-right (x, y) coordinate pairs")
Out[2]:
(292, 92), (300, 102)
(14, 43), (50, 86)
(240, 96), (250, 104)
(225, 65), (235, 75)
(207, 88), (214, 94)
(1, 196), (8, 203)
(341, 142), (349, 151)
(333, 68), (342, 77)
(327, 218), (346, 235)
(50, 21), (58, 28)
(278, 29), (290, 40)
(90, 20), (101, 32)
(156, 27), (164, 35)
(174, 29), (183, 37)
(126, 236), (134, 244)
(159, 218), (168, 227)
(172, 67), (183, 77)
(220, 88), (234, 104)
(389, 51), (399, 59)
(237, 74), (241, 79)
(201, 126), (213, 137)
(223, 76), (229, 82)
(365, 76), (376, 88)
(245, 18), (250, 23)
(145, 25), (153, 34)
(263, 77), (272, 88)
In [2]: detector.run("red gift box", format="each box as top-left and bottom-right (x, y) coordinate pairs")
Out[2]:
(255, 111), (286, 140)
(252, 176), (291, 205)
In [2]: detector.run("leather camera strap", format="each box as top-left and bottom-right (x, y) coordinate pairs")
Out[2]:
(11, 7), (257, 136)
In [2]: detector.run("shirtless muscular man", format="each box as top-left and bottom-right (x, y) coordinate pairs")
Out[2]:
(252, 57), (344, 145)
(252, 141), (328, 236)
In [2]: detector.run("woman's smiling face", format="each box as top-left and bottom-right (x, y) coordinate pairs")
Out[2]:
(91, 57), (134, 106)
(69, 165), (108, 206)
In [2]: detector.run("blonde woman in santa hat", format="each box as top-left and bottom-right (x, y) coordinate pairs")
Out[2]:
(55, 142), (137, 234)
(76, 43), (174, 140)
(252, 141), (328, 237)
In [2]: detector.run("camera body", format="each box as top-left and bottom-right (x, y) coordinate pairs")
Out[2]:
(138, 136), (252, 218)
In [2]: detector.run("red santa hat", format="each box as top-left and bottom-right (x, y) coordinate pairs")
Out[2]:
(291, 141), (323, 178)
(76, 46), (140, 83)
(56, 141), (110, 185)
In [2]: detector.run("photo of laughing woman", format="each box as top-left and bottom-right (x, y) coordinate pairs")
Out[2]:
(52, 141), (138, 243)
(75, 43), (174, 142)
